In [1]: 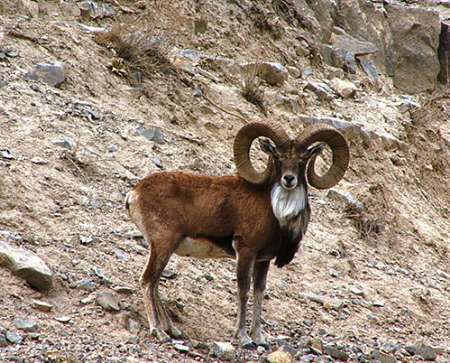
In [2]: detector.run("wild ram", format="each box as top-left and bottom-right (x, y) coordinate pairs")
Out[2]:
(126, 121), (349, 347)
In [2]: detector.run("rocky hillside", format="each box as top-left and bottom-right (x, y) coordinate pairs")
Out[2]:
(0, 0), (449, 362)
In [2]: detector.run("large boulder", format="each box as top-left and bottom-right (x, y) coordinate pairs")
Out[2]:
(386, 5), (441, 93)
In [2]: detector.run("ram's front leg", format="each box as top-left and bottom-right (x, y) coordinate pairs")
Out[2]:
(234, 238), (257, 348)
(251, 260), (270, 348)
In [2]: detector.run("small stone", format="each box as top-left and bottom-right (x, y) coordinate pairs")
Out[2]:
(350, 287), (365, 297)
(152, 157), (163, 169)
(371, 350), (397, 363)
(286, 66), (300, 78)
(30, 157), (48, 165)
(137, 126), (165, 144)
(6, 331), (23, 344)
(267, 346), (294, 363)
(108, 144), (119, 152)
(54, 316), (72, 323)
(302, 67), (313, 78)
(80, 295), (95, 305)
(310, 337), (324, 354)
(324, 344), (349, 361)
(257, 345), (266, 354)
(329, 268), (341, 278)
(114, 249), (129, 261)
(174, 343), (190, 353)
(1, 150), (14, 160)
(52, 137), (74, 150)
(210, 342), (235, 360)
(305, 81), (335, 101)
(96, 291), (120, 312)
(161, 269), (177, 279)
(80, 236), (94, 245)
(323, 298), (344, 310)
(127, 318), (140, 334)
(372, 301), (385, 307)
(330, 78), (357, 98)
(405, 343), (437, 361)
(73, 279), (96, 291)
(31, 299), (53, 312)
(203, 273), (214, 281)
(25, 62), (66, 87)
(14, 318), (39, 332)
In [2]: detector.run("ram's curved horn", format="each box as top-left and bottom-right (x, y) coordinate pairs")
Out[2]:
(296, 124), (349, 189)
(234, 122), (290, 185)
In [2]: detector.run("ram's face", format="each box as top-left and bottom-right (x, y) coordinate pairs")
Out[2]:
(260, 140), (326, 190)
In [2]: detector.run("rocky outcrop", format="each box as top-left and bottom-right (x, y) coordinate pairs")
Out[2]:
(386, 4), (441, 93)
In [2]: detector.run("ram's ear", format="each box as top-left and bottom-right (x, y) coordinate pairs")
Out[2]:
(259, 138), (280, 159)
(305, 142), (326, 159)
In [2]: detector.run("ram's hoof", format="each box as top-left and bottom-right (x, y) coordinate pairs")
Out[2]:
(257, 342), (270, 350)
(242, 342), (258, 350)
(151, 327), (171, 343)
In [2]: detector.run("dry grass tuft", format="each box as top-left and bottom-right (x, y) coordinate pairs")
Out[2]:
(344, 184), (394, 241)
(241, 62), (267, 115)
(95, 24), (177, 83)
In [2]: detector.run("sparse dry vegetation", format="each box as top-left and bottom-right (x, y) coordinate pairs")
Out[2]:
(240, 61), (267, 115)
(95, 24), (176, 84)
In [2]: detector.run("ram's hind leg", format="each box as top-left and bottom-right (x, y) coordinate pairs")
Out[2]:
(141, 230), (182, 341)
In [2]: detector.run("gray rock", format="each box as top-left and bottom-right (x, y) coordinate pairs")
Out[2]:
(327, 188), (364, 211)
(210, 342), (235, 360)
(25, 62), (66, 87)
(298, 114), (404, 151)
(386, 5), (441, 93)
(242, 62), (289, 86)
(52, 137), (74, 150)
(78, 1), (115, 19)
(332, 31), (378, 56)
(127, 318), (140, 334)
(0, 240), (53, 291)
(330, 78), (357, 99)
(6, 331), (22, 344)
(114, 249), (129, 262)
(324, 344), (349, 361)
(174, 343), (190, 353)
(96, 291), (121, 312)
(31, 299), (53, 312)
(153, 157), (163, 169)
(161, 269), (177, 280)
(73, 278), (96, 292)
(137, 126), (165, 144)
(405, 343), (437, 361)
(54, 316), (72, 324)
(304, 81), (335, 101)
(371, 349), (397, 363)
(14, 319), (38, 332)
(358, 56), (380, 80)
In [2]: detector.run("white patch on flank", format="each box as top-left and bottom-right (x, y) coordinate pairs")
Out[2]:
(271, 182), (307, 227)
(175, 237), (231, 259)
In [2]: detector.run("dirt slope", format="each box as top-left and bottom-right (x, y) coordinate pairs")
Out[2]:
(0, 1), (449, 362)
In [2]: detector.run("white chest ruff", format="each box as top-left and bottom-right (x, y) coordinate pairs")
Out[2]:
(271, 183), (307, 228)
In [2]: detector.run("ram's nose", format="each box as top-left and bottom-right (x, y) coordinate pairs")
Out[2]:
(281, 174), (297, 190)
